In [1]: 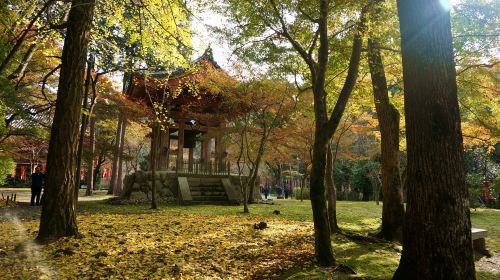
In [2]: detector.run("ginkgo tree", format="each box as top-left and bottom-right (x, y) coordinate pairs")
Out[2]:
(90, 0), (192, 197)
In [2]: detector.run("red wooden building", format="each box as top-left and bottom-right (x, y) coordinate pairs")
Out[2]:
(127, 48), (233, 175)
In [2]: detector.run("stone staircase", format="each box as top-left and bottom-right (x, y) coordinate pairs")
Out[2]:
(190, 184), (228, 202)
(177, 177), (238, 204)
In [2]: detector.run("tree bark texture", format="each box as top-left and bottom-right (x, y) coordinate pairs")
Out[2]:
(367, 39), (405, 242)
(37, 0), (95, 243)
(325, 144), (339, 232)
(393, 0), (475, 279)
(86, 118), (96, 195)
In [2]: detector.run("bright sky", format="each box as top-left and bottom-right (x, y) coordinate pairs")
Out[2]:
(190, 0), (464, 71)
(190, 9), (233, 70)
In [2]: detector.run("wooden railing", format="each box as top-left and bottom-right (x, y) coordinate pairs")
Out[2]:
(176, 159), (231, 176)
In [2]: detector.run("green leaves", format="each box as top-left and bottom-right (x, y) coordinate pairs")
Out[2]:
(93, 0), (192, 73)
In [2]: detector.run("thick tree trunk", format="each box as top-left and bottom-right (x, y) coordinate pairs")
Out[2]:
(36, 0), (95, 243)
(114, 116), (127, 195)
(325, 144), (339, 233)
(367, 39), (405, 241)
(86, 118), (96, 196)
(393, 0), (475, 279)
(108, 114), (123, 194)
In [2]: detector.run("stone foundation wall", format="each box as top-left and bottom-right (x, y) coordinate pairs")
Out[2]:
(121, 171), (261, 202)
(122, 171), (178, 199)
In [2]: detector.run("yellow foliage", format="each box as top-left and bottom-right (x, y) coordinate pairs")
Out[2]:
(0, 210), (314, 279)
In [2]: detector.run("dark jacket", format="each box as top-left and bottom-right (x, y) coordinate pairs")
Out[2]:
(31, 172), (44, 189)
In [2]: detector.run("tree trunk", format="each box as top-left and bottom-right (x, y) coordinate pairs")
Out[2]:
(310, 131), (335, 266)
(326, 144), (339, 233)
(86, 118), (95, 196)
(36, 0), (95, 243)
(367, 39), (405, 241)
(7, 43), (37, 80)
(114, 115), (127, 195)
(236, 131), (249, 213)
(393, 0), (475, 279)
(93, 157), (104, 191)
(108, 114), (123, 194)
(247, 126), (269, 203)
(74, 56), (94, 202)
(243, 181), (249, 213)
(151, 123), (159, 209)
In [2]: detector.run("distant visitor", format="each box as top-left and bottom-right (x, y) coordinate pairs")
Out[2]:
(30, 166), (44, 206)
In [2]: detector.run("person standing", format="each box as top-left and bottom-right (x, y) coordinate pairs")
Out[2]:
(31, 166), (44, 206)
(263, 184), (269, 200)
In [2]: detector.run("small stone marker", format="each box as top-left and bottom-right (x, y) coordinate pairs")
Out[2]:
(471, 227), (491, 257)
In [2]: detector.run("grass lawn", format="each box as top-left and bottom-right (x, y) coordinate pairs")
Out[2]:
(0, 196), (498, 279)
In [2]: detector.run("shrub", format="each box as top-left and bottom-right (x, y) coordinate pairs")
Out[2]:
(491, 176), (500, 208)
(0, 156), (15, 185)
(295, 187), (310, 200)
(466, 173), (483, 209)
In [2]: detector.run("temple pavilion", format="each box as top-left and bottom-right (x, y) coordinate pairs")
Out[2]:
(127, 48), (230, 175)
(124, 48), (257, 203)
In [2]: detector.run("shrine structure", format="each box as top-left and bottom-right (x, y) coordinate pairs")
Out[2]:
(122, 48), (259, 203)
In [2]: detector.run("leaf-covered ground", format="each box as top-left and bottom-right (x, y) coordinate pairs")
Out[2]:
(0, 190), (498, 279)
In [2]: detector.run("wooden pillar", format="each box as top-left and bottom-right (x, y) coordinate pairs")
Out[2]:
(177, 122), (184, 172)
(165, 128), (170, 169)
(215, 131), (222, 173)
(200, 140), (205, 162)
(202, 138), (211, 172)
(148, 126), (156, 171)
(188, 148), (194, 172)
(158, 127), (170, 170)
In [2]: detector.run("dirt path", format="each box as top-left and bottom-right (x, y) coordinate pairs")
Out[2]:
(0, 189), (113, 222)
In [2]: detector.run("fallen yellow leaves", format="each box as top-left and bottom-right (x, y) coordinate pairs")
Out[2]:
(0, 210), (316, 279)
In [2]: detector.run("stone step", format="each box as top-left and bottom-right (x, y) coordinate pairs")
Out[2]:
(190, 186), (225, 192)
(183, 200), (239, 206)
(190, 191), (226, 197)
(190, 184), (225, 188)
(191, 195), (228, 201)
(187, 178), (222, 186)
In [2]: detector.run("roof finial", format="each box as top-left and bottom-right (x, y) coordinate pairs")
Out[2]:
(203, 44), (214, 60)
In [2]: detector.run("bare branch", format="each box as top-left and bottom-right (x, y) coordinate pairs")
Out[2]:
(0, 0), (55, 74)
(457, 61), (498, 76)
(41, 64), (61, 103)
(268, 0), (314, 69)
